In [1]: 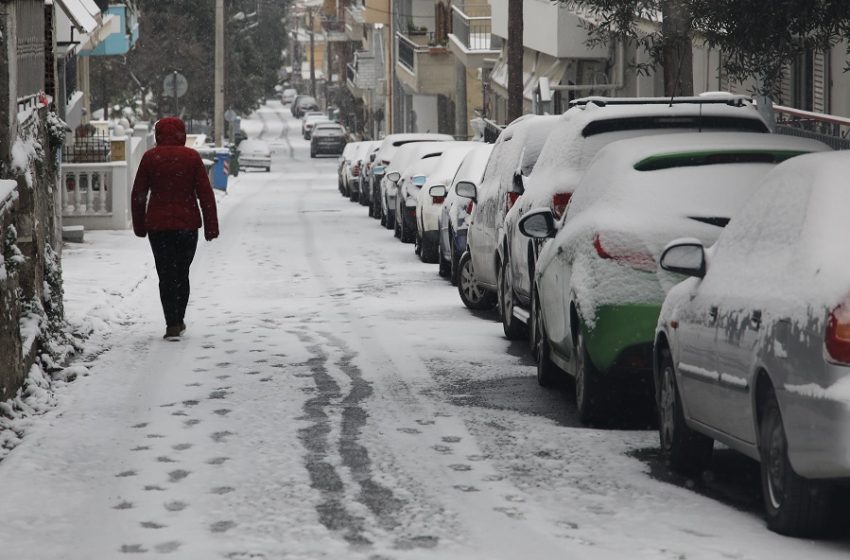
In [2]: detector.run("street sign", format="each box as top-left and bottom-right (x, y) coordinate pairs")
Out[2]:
(224, 109), (238, 122)
(163, 72), (188, 98)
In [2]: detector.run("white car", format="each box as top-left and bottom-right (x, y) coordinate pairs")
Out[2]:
(655, 151), (849, 538)
(414, 142), (478, 263)
(501, 95), (771, 339)
(302, 114), (331, 139)
(519, 132), (829, 425)
(437, 144), (494, 283)
(237, 139), (271, 172)
(380, 139), (452, 231)
(281, 88), (298, 104)
(393, 156), (441, 243)
(348, 140), (381, 204)
(369, 133), (454, 228)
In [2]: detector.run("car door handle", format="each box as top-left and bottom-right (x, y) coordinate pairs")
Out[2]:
(709, 306), (718, 322)
(750, 310), (762, 330)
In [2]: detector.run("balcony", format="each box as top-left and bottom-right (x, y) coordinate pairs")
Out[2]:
(344, 4), (365, 42)
(447, 3), (501, 69)
(346, 50), (382, 100)
(321, 16), (349, 43)
(395, 32), (456, 96)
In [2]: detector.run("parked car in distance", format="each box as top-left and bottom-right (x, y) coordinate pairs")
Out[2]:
(379, 138), (452, 230)
(521, 133), (830, 426)
(654, 150), (850, 538)
(349, 141), (381, 203)
(415, 142), (478, 263)
(293, 95), (319, 118)
(237, 138), (272, 172)
(458, 114), (559, 311)
(394, 155), (441, 243)
(369, 133), (454, 225)
(501, 95), (772, 340)
(310, 123), (346, 158)
(302, 114), (331, 139)
(362, 143), (382, 212)
(438, 144), (494, 283)
(338, 142), (359, 196)
(281, 88), (298, 105)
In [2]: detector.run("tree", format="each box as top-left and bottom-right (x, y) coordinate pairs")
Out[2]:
(507, 0), (524, 121)
(562, 0), (850, 97)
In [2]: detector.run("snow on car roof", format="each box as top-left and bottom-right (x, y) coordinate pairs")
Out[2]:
(238, 139), (270, 154)
(567, 132), (830, 220)
(422, 142), (478, 187)
(450, 143), (494, 187)
(387, 141), (449, 175)
(375, 133), (455, 163)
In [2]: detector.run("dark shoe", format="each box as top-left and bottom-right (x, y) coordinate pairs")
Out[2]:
(164, 325), (182, 339)
(177, 322), (186, 335)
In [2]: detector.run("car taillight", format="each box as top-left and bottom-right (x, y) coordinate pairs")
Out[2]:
(466, 200), (474, 214)
(593, 233), (656, 272)
(506, 191), (520, 213)
(552, 192), (572, 220)
(352, 164), (361, 176)
(432, 195), (445, 204)
(826, 304), (850, 365)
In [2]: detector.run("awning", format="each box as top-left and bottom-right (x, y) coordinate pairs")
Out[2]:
(56, 0), (98, 34)
(78, 13), (121, 53)
(523, 56), (568, 101)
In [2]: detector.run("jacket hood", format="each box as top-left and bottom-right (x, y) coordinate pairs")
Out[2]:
(155, 117), (187, 146)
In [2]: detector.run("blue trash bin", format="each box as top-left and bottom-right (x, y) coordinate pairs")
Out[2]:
(212, 149), (231, 191)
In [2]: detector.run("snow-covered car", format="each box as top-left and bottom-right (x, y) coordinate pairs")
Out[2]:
(361, 143), (382, 212)
(378, 137), (453, 230)
(369, 133), (454, 226)
(455, 115), (559, 310)
(520, 133), (830, 426)
(281, 88), (298, 105)
(414, 142), (478, 263)
(393, 155), (441, 243)
(654, 150), (850, 538)
(348, 140), (381, 204)
(501, 95), (772, 340)
(237, 138), (271, 171)
(302, 114), (331, 140)
(338, 142), (359, 196)
(292, 95), (319, 118)
(310, 123), (346, 158)
(438, 144), (493, 283)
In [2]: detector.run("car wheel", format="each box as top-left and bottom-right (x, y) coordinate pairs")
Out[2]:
(380, 205), (387, 226)
(533, 289), (558, 388)
(499, 256), (525, 340)
(422, 236), (438, 264)
(310, 151), (316, 158)
(401, 217), (414, 243)
(266, 167), (271, 172)
(457, 251), (496, 310)
(759, 388), (835, 537)
(349, 189), (358, 202)
(575, 329), (607, 426)
(658, 347), (713, 473)
(449, 229), (460, 286)
(386, 210), (395, 231)
(394, 215), (402, 238)
(415, 230), (422, 257)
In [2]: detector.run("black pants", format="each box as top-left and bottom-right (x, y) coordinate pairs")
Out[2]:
(149, 230), (198, 327)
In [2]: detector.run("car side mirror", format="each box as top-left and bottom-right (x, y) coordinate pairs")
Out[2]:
(455, 181), (477, 201)
(429, 185), (448, 198)
(412, 175), (427, 186)
(659, 241), (706, 278)
(518, 208), (557, 239)
(512, 172), (525, 195)
(387, 171), (401, 183)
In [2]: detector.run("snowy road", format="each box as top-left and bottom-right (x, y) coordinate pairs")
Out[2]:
(1, 101), (849, 559)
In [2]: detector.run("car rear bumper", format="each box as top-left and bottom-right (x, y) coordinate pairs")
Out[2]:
(239, 157), (271, 168)
(313, 143), (345, 154)
(583, 304), (660, 374)
(782, 383), (850, 479)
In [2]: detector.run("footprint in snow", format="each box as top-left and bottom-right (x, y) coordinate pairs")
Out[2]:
(482, 474), (504, 482)
(157, 456), (177, 463)
(259, 377), (272, 382)
(141, 521), (166, 529)
(207, 457), (230, 465)
(130, 446), (149, 452)
(145, 485), (166, 491)
(172, 443), (192, 451)
(182, 400), (200, 407)
(171, 411), (188, 417)
(449, 464), (472, 472)
(114, 501), (134, 510)
(215, 362), (232, 367)
(245, 370), (261, 376)
(504, 494), (526, 503)
(453, 485), (479, 493)
(467, 455), (489, 462)
(415, 419), (435, 426)
(397, 427), (421, 435)
(185, 382), (202, 387)
(116, 470), (137, 478)
(214, 409), (231, 416)
(131, 423), (148, 429)
(211, 431), (234, 442)
(210, 520), (237, 533)
(494, 506), (525, 520)
(147, 434), (166, 439)
(442, 436), (462, 443)
(208, 390), (228, 399)
(184, 419), (201, 427)
(154, 541), (182, 553)
(193, 367), (209, 372)
(216, 374), (231, 380)
(120, 544), (147, 554)
(164, 501), (187, 512)
(211, 486), (235, 495)
(432, 445), (452, 454)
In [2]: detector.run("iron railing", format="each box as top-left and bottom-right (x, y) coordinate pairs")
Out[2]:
(451, 4), (497, 51)
(16, 0), (45, 113)
(62, 134), (112, 163)
(397, 33), (416, 72)
(773, 104), (850, 150)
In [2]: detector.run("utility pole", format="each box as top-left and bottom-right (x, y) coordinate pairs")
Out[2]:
(507, 0), (523, 122)
(309, 8), (317, 98)
(214, 0), (225, 146)
(387, 0), (394, 133)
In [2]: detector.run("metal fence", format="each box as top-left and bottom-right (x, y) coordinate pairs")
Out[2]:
(773, 104), (850, 150)
(451, 5), (495, 51)
(16, 0), (45, 113)
(62, 134), (112, 163)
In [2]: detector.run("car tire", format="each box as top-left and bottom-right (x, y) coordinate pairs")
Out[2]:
(386, 210), (395, 231)
(449, 229), (460, 286)
(575, 329), (607, 426)
(438, 251), (451, 277)
(759, 388), (835, 537)
(310, 151), (316, 158)
(266, 167), (271, 172)
(349, 190), (358, 202)
(499, 256), (525, 340)
(422, 237), (438, 264)
(658, 347), (714, 473)
(457, 251), (496, 310)
(401, 217), (414, 243)
(533, 289), (559, 388)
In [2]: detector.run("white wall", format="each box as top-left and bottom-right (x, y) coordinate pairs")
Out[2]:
(411, 94), (438, 133)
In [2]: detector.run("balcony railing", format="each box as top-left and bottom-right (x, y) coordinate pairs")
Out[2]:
(397, 33), (417, 72)
(451, 4), (498, 51)
(774, 104), (850, 150)
(62, 164), (114, 217)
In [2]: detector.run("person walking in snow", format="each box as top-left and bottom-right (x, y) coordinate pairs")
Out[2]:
(131, 117), (219, 339)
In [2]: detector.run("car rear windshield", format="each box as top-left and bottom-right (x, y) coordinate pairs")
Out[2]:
(582, 115), (768, 137)
(633, 150), (811, 171)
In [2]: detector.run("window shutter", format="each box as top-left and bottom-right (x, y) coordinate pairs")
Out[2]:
(812, 51), (828, 113)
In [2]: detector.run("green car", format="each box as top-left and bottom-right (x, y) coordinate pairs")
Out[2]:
(519, 132), (830, 425)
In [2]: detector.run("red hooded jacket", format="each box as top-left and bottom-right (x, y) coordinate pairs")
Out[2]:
(131, 117), (219, 239)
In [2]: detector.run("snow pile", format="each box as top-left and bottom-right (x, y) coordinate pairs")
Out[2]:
(0, 364), (58, 460)
(785, 377), (850, 404)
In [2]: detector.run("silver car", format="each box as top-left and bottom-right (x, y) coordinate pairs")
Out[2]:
(654, 151), (849, 538)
